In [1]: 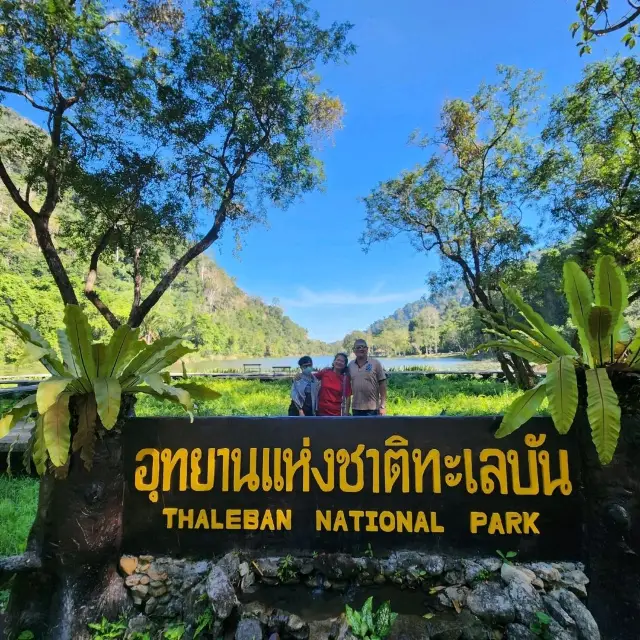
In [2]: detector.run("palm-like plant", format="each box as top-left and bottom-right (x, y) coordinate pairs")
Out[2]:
(471, 256), (640, 464)
(0, 305), (220, 472)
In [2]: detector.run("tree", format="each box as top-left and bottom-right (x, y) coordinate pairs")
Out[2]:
(342, 330), (370, 354)
(572, 0), (640, 55)
(362, 67), (542, 387)
(0, 0), (353, 330)
(409, 306), (440, 354)
(0, 1), (353, 635)
(536, 57), (640, 304)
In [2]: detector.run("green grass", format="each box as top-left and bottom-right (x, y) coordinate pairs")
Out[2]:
(0, 476), (38, 556)
(0, 376), (536, 563)
(136, 375), (531, 417)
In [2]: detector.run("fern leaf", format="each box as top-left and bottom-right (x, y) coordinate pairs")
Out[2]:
(563, 261), (594, 365)
(495, 382), (547, 438)
(73, 394), (97, 470)
(586, 368), (621, 465)
(545, 356), (578, 434)
(43, 393), (71, 467)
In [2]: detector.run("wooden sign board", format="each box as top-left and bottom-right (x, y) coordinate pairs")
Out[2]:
(122, 416), (583, 560)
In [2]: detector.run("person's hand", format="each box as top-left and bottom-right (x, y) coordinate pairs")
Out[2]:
(379, 406), (387, 416)
(299, 409), (305, 416)
(294, 373), (302, 381)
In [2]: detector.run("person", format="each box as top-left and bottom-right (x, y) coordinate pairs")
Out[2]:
(314, 352), (352, 416)
(348, 339), (387, 416)
(288, 355), (320, 416)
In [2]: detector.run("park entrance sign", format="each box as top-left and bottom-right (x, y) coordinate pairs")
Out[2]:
(123, 416), (582, 559)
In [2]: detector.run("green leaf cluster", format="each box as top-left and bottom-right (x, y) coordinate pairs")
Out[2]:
(472, 255), (638, 465)
(345, 597), (398, 640)
(0, 305), (220, 472)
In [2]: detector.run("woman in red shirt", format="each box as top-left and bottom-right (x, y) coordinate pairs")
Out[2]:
(315, 352), (352, 416)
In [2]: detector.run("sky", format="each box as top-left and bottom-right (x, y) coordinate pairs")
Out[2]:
(204, 0), (626, 342)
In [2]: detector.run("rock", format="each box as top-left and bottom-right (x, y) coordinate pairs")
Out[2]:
(253, 557), (281, 579)
(373, 574), (386, 585)
(299, 561), (315, 575)
(239, 561), (251, 577)
(506, 579), (543, 626)
(542, 595), (577, 631)
(501, 564), (534, 586)
(505, 623), (536, 640)
(144, 597), (157, 615)
(315, 553), (360, 580)
(241, 570), (256, 592)
(120, 556), (138, 576)
(423, 555), (446, 576)
(549, 589), (600, 640)
(467, 582), (516, 624)
(308, 618), (339, 640)
(522, 562), (561, 584)
(462, 560), (486, 583)
(206, 565), (239, 621)
(125, 574), (141, 587)
(424, 610), (487, 640)
(126, 614), (152, 638)
(285, 613), (309, 639)
(445, 586), (469, 608)
(139, 575), (150, 585)
(387, 614), (429, 639)
(445, 570), (464, 585)
(149, 585), (167, 597)
(236, 617), (264, 640)
(479, 557), (503, 573)
(218, 551), (242, 584)
(559, 570), (590, 598)
(131, 584), (149, 598)
(146, 566), (168, 582)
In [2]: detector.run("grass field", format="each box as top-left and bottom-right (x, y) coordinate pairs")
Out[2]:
(0, 375), (535, 568)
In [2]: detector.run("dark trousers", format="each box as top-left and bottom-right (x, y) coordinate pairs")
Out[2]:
(288, 401), (314, 416)
(352, 409), (380, 416)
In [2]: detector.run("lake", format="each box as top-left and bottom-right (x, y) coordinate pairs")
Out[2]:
(175, 355), (500, 373)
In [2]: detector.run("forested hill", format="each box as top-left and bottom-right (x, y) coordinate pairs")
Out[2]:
(0, 109), (331, 368)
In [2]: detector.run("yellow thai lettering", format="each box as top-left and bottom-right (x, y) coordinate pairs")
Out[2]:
(384, 436), (409, 493)
(413, 448), (441, 494)
(161, 448), (188, 492)
(135, 448), (160, 502)
(190, 448), (215, 491)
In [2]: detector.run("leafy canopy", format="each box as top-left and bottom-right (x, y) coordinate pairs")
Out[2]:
(0, 0), (353, 328)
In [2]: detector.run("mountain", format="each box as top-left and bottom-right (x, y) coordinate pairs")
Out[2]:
(367, 284), (471, 335)
(0, 108), (331, 367)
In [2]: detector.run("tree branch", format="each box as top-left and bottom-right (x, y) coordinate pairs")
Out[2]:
(0, 553), (42, 586)
(586, 7), (640, 35)
(127, 247), (143, 324)
(0, 85), (54, 114)
(84, 228), (121, 329)
(0, 155), (39, 219)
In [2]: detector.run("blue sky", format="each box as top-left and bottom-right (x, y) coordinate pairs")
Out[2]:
(209, 0), (625, 342)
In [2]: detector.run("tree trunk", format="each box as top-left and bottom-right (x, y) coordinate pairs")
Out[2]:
(6, 400), (135, 639)
(577, 371), (640, 640)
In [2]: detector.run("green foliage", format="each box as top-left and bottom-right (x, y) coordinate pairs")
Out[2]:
(530, 611), (553, 639)
(345, 597), (398, 640)
(277, 554), (299, 582)
(0, 305), (221, 471)
(193, 607), (214, 638)
(87, 616), (127, 639)
(496, 550), (518, 565)
(0, 477), (39, 556)
(571, 1), (640, 54)
(474, 256), (637, 464)
(163, 623), (186, 640)
(17, 632), (35, 640)
(0, 0), (353, 330)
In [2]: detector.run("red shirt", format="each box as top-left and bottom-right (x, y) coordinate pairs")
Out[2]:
(314, 368), (352, 416)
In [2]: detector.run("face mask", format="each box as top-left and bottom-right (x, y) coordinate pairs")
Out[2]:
(302, 366), (313, 375)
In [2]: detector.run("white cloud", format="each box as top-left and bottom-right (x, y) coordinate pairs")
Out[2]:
(281, 285), (427, 308)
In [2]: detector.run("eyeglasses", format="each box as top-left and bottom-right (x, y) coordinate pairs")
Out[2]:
(355, 345), (368, 350)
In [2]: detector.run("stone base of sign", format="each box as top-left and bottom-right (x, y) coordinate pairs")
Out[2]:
(118, 552), (600, 639)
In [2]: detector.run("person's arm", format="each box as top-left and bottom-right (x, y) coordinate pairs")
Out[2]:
(345, 396), (351, 415)
(291, 383), (305, 415)
(378, 379), (387, 415)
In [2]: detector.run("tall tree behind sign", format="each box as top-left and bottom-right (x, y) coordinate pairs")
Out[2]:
(362, 66), (541, 390)
(0, 1), (353, 637)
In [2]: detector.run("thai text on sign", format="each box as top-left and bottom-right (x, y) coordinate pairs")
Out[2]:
(122, 416), (582, 559)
